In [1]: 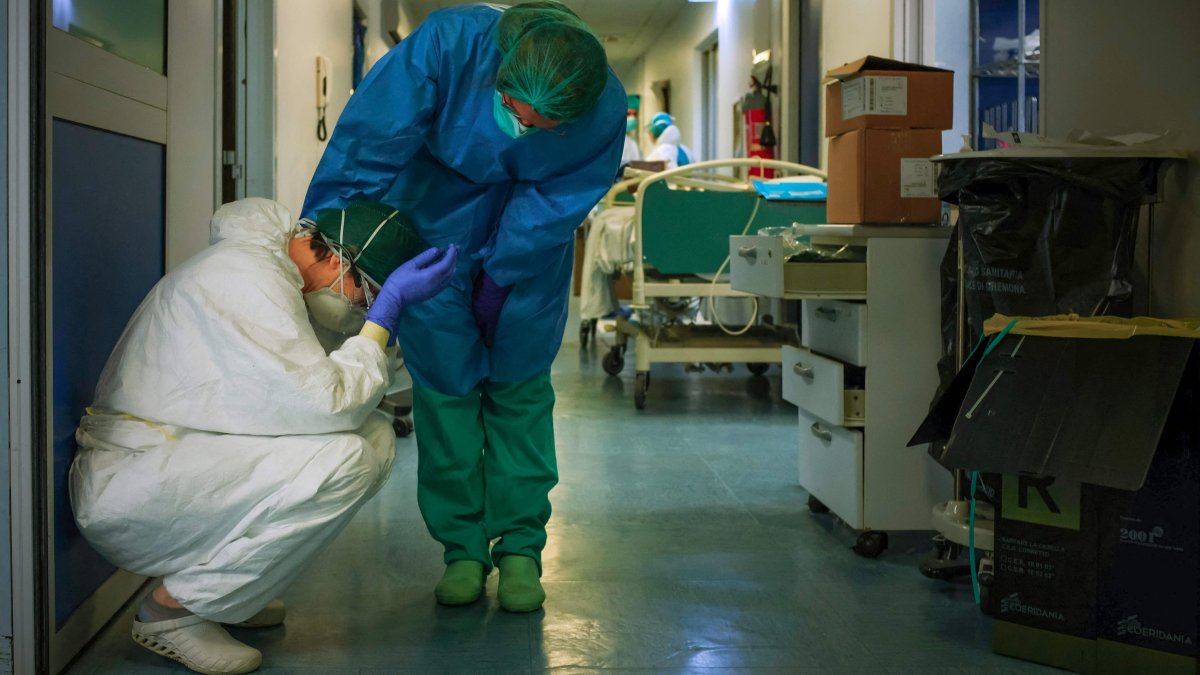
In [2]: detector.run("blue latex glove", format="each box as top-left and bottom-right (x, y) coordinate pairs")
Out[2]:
(366, 245), (458, 336)
(472, 271), (512, 348)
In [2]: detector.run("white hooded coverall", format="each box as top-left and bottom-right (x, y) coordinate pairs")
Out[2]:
(645, 125), (695, 169)
(70, 198), (396, 623)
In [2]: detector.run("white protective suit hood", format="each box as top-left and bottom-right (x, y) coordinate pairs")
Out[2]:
(646, 125), (690, 169)
(209, 197), (294, 247)
(91, 198), (388, 436)
(657, 125), (682, 146)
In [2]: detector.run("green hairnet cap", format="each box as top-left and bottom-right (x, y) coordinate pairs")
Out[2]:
(649, 112), (674, 138)
(312, 202), (426, 287)
(496, 1), (608, 123)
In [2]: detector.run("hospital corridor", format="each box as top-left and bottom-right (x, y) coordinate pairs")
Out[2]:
(4, 0), (1200, 674)
(65, 305), (1049, 674)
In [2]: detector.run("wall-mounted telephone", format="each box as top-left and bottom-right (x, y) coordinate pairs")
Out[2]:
(316, 55), (331, 141)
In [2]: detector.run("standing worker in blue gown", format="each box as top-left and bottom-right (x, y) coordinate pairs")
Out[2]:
(302, 1), (625, 613)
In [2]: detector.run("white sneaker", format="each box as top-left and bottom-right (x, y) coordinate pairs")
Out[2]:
(132, 615), (262, 675)
(230, 600), (285, 628)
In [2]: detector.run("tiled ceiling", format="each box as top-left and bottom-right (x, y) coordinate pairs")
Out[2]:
(401, 0), (692, 72)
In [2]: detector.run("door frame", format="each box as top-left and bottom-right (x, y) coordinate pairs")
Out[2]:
(43, 4), (168, 671)
(8, 0), (40, 671)
(223, 0), (275, 202)
(20, 1), (221, 671)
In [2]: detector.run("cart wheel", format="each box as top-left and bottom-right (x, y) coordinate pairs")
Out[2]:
(853, 531), (889, 558)
(748, 363), (770, 376)
(919, 535), (971, 580)
(602, 347), (625, 376)
(634, 372), (648, 410)
(579, 321), (590, 348)
(807, 495), (830, 514)
(393, 416), (414, 438)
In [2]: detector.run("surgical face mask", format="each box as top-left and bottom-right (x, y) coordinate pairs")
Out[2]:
(493, 90), (538, 139)
(304, 255), (368, 334)
(305, 287), (366, 334)
(626, 116), (637, 134)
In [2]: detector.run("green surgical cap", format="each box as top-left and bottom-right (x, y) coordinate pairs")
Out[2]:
(312, 202), (426, 287)
(649, 112), (674, 138)
(496, 1), (608, 123)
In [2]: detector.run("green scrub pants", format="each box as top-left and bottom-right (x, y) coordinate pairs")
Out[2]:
(412, 371), (557, 572)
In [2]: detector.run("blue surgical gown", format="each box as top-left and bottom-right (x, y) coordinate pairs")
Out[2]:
(302, 5), (626, 396)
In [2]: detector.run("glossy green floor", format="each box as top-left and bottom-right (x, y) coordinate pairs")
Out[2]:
(67, 305), (1054, 674)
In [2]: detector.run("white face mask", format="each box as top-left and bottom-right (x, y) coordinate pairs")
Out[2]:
(303, 255), (368, 334)
(305, 287), (366, 334)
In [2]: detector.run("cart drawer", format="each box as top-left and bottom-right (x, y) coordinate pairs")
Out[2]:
(798, 408), (864, 529)
(782, 346), (865, 426)
(730, 235), (789, 297)
(802, 300), (868, 366)
(783, 261), (867, 297)
(730, 235), (867, 299)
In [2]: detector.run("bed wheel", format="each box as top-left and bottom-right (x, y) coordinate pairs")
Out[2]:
(602, 346), (625, 376)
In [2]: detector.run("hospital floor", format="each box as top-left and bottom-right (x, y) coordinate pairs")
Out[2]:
(68, 303), (1056, 674)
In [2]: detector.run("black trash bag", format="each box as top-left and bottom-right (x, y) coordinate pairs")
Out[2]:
(936, 156), (1158, 344)
(934, 228), (961, 398)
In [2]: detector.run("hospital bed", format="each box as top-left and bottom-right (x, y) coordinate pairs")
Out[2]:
(583, 158), (827, 409)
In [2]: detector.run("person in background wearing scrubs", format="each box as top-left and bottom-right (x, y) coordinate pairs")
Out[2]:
(69, 199), (457, 675)
(645, 112), (696, 169)
(302, 1), (624, 613)
(621, 115), (642, 169)
(624, 106), (643, 172)
(620, 96), (642, 171)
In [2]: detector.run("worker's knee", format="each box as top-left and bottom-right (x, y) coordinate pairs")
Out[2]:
(359, 411), (397, 476)
(323, 414), (396, 499)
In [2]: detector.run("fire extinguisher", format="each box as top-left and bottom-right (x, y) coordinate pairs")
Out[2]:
(743, 63), (778, 178)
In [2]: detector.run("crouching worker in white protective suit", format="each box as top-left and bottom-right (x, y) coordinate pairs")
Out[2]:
(69, 198), (458, 675)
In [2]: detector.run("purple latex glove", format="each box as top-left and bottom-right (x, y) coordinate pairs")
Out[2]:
(472, 271), (512, 348)
(366, 245), (459, 336)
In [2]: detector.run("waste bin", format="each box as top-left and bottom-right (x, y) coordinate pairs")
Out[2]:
(936, 155), (1164, 360)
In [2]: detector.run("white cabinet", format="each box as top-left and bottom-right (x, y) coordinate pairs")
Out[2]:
(733, 225), (953, 541)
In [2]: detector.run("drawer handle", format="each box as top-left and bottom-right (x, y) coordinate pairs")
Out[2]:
(815, 306), (839, 321)
(810, 423), (833, 442)
(737, 246), (758, 263)
(793, 363), (815, 379)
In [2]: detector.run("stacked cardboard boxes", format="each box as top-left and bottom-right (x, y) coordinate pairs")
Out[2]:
(824, 56), (953, 224)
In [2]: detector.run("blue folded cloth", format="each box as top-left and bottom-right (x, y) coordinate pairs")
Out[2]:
(752, 181), (828, 201)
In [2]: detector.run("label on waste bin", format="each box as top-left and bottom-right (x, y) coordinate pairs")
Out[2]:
(841, 76), (908, 120)
(900, 158), (937, 198)
(1002, 476), (1082, 530)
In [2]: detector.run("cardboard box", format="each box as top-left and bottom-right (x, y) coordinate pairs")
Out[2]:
(911, 325), (1200, 674)
(824, 55), (953, 138)
(827, 128), (941, 224)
